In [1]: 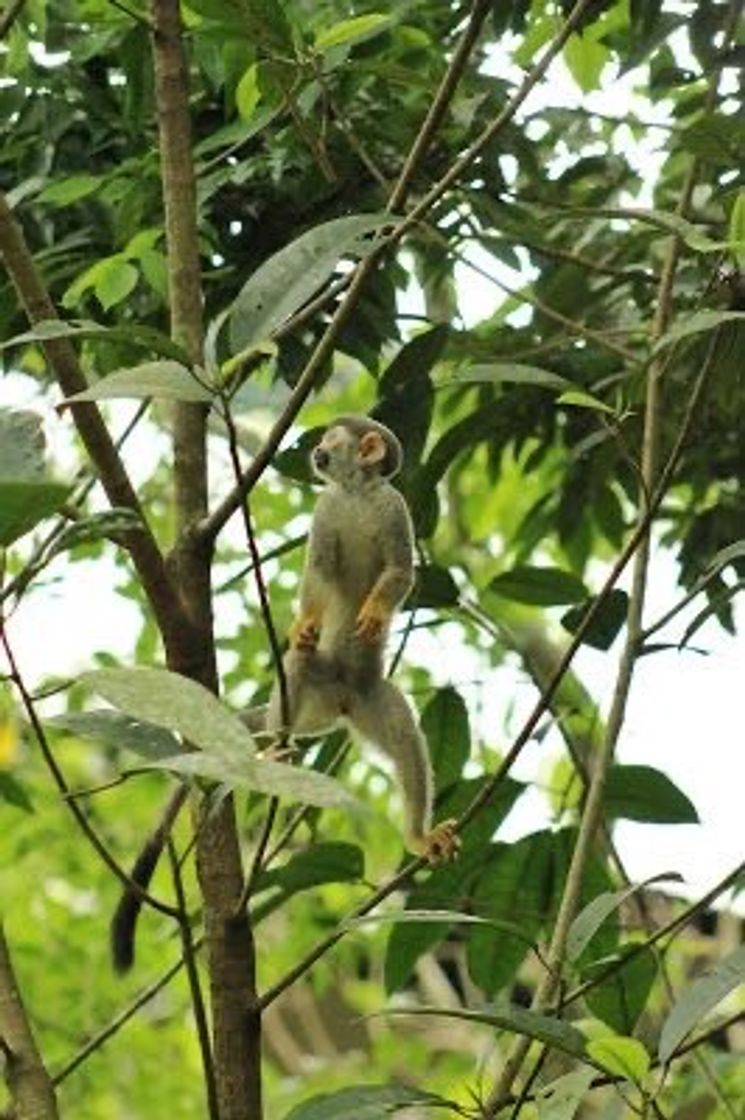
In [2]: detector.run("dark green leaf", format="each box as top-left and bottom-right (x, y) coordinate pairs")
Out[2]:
(585, 946), (657, 1034)
(0, 773), (34, 813)
(407, 564), (459, 609)
(384, 1004), (587, 1061)
(490, 566), (588, 607)
(284, 1084), (446, 1120)
(561, 589), (628, 650)
(257, 842), (364, 896)
(0, 481), (70, 547)
(421, 686), (470, 792)
(0, 319), (191, 364)
(659, 945), (745, 1062)
(605, 764), (698, 824)
(49, 709), (181, 761)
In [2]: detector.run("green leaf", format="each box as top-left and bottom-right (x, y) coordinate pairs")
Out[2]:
(284, 1084), (445, 1120)
(653, 310), (745, 354)
(0, 319), (191, 364)
(561, 589), (629, 650)
(568, 874), (682, 962)
(94, 258), (138, 310)
(407, 564), (459, 609)
(557, 389), (615, 414)
(258, 842), (364, 896)
(534, 1068), (595, 1120)
(236, 63), (261, 120)
(490, 566), (588, 607)
(315, 14), (391, 52)
(0, 481), (70, 547)
(228, 213), (394, 354)
(605, 764), (698, 824)
(453, 363), (569, 390)
(585, 946), (657, 1034)
(0, 772), (34, 813)
(83, 668), (257, 760)
(49, 709), (181, 761)
(659, 944), (745, 1062)
(60, 361), (213, 406)
(345, 909), (529, 935)
(727, 190), (745, 268)
(421, 686), (470, 792)
(384, 1004), (588, 1061)
(49, 508), (143, 553)
(564, 32), (609, 93)
(139, 749), (357, 810)
(587, 1035), (650, 1083)
(38, 175), (101, 205)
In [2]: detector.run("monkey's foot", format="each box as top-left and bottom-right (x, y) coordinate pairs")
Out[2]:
(355, 601), (390, 643)
(412, 820), (461, 865)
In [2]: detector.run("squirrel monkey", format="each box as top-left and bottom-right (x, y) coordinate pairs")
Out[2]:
(111, 416), (458, 973)
(263, 415), (459, 864)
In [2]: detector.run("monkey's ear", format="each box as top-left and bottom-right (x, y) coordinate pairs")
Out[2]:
(358, 430), (387, 467)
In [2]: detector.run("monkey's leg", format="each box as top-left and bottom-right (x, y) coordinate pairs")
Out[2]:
(347, 680), (459, 864)
(265, 649), (343, 739)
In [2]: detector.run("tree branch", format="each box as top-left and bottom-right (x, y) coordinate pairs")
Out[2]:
(0, 194), (187, 653)
(0, 924), (59, 1120)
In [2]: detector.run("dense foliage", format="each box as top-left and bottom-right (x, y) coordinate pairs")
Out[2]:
(1, 0), (744, 1117)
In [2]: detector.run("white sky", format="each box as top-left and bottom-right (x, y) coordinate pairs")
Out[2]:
(2, 19), (743, 910)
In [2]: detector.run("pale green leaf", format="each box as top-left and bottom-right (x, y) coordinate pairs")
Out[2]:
(95, 258), (138, 310)
(453, 363), (570, 390)
(228, 213), (395, 353)
(659, 945), (745, 1062)
(382, 1005), (588, 1060)
(557, 390), (615, 414)
(38, 175), (101, 205)
(564, 32), (609, 93)
(535, 1069), (595, 1120)
(236, 63), (261, 121)
(0, 319), (190, 364)
(315, 13), (390, 52)
(567, 874), (682, 962)
(140, 749), (357, 810)
(83, 668), (257, 760)
(587, 1036), (650, 1084)
(653, 310), (745, 353)
(60, 361), (213, 406)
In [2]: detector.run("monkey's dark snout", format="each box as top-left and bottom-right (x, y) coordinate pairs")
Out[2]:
(313, 447), (329, 470)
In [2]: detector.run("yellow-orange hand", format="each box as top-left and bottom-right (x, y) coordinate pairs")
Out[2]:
(355, 599), (391, 643)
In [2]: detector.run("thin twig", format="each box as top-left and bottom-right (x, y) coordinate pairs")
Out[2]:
(0, 0), (24, 39)
(167, 841), (218, 1120)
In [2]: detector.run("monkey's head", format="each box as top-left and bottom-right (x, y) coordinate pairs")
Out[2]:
(311, 416), (402, 486)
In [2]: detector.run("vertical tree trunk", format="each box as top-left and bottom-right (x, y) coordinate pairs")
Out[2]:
(149, 0), (263, 1114)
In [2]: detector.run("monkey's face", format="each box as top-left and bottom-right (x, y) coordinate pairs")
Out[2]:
(311, 423), (387, 485)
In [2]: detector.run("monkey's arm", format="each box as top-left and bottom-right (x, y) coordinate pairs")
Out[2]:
(292, 497), (338, 649)
(356, 491), (414, 642)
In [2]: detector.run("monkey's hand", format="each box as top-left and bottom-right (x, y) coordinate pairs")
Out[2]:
(411, 820), (460, 865)
(290, 615), (320, 651)
(355, 598), (391, 643)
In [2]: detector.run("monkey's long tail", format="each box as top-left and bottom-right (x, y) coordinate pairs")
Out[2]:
(110, 784), (187, 973)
